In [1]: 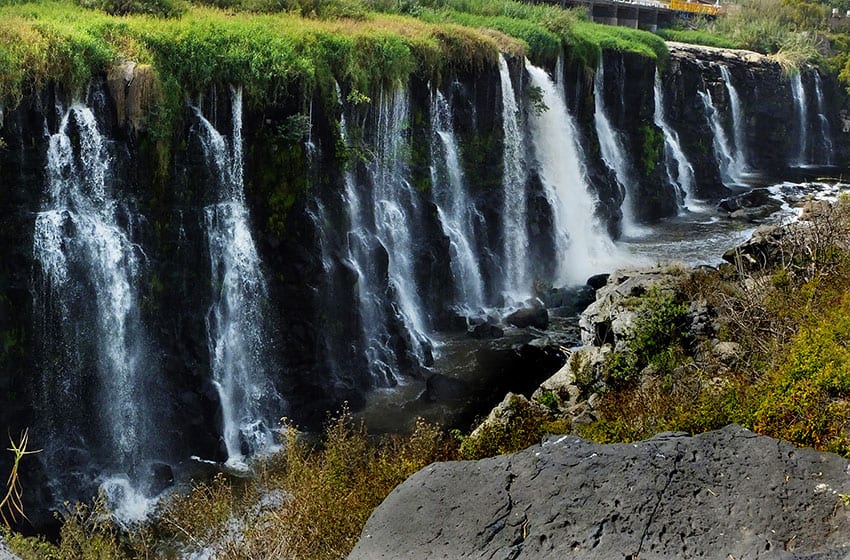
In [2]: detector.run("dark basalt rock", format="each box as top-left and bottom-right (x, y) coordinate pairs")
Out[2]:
(468, 323), (504, 340)
(586, 273), (610, 291)
(350, 425), (850, 560)
(419, 373), (470, 403)
(505, 307), (550, 330)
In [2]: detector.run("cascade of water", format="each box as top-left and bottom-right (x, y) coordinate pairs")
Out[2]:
(593, 61), (643, 235)
(430, 90), (485, 311)
(336, 85), (402, 385)
(791, 72), (809, 166)
(719, 66), (749, 174)
(653, 73), (698, 209)
(369, 87), (434, 367)
(498, 55), (531, 299)
(33, 102), (152, 517)
(525, 61), (617, 285)
(699, 88), (740, 186)
(195, 86), (278, 471)
(814, 72), (834, 166)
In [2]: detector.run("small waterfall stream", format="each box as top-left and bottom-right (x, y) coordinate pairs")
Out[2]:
(337, 90), (401, 386)
(699, 88), (740, 186)
(32, 101), (154, 519)
(814, 72), (834, 166)
(653, 74), (698, 209)
(369, 87), (434, 368)
(526, 61), (616, 285)
(431, 90), (485, 311)
(594, 61), (642, 235)
(791, 72), (809, 166)
(498, 54), (531, 300)
(194, 86), (278, 471)
(719, 65), (749, 175)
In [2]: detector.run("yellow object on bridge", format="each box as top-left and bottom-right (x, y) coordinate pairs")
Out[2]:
(667, 0), (721, 15)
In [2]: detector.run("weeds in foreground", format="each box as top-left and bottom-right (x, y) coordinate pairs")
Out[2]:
(1, 429), (40, 528)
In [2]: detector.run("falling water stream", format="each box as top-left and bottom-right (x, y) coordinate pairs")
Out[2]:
(719, 65), (749, 175)
(594, 61), (643, 235)
(814, 72), (835, 166)
(33, 101), (155, 520)
(369, 87), (435, 368)
(195, 86), (278, 472)
(791, 72), (809, 166)
(526, 60), (618, 285)
(699, 89), (741, 186)
(431, 90), (485, 311)
(498, 54), (531, 300)
(653, 74), (699, 209)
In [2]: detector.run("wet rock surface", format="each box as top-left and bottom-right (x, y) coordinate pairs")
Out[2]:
(349, 425), (850, 560)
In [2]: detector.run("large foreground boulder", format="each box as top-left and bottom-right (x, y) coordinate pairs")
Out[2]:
(349, 425), (850, 559)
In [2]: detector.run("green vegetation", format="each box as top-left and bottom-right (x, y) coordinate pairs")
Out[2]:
(581, 198), (850, 452)
(604, 286), (690, 389)
(658, 0), (830, 72)
(7, 409), (455, 560)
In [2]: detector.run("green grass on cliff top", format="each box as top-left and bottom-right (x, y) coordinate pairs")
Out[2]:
(0, 0), (668, 108)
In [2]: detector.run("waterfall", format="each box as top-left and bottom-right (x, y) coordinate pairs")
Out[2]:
(369, 87), (434, 369)
(719, 66), (749, 174)
(814, 72), (834, 166)
(593, 61), (643, 235)
(526, 61), (616, 285)
(338, 86), (403, 386)
(194, 86), (278, 471)
(653, 74), (698, 210)
(699, 88), (740, 186)
(32, 101), (153, 519)
(498, 54), (531, 300)
(430, 89), (485, 311)
(791, 72), (809, 166)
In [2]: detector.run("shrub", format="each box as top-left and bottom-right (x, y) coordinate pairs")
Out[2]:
(456, 395), (568, 459)
(76, 0), (187, 18)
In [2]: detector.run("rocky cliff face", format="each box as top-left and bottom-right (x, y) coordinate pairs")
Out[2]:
(349, 425), (850, 560)
(1, 42), (849, 522)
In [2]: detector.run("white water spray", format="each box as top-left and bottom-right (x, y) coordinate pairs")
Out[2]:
(526, 61), (617, 285)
